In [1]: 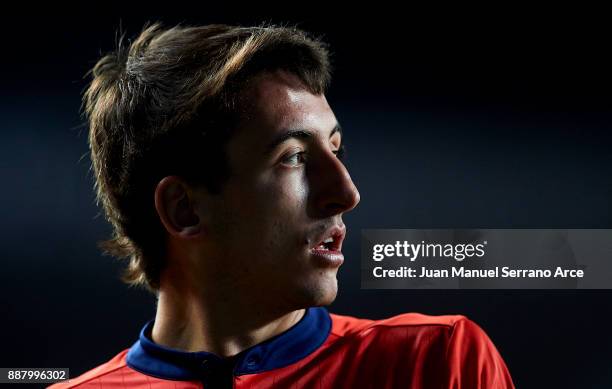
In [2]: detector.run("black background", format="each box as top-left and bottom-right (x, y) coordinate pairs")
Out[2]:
(1, 7), (611, 389)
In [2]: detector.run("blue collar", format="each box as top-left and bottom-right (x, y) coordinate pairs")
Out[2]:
(126, 307), (331, 381)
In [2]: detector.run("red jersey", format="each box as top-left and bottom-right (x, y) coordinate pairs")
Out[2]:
(49, 307), (514, 388)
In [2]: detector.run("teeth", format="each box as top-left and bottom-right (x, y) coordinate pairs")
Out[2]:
(323, 237), (334, 243)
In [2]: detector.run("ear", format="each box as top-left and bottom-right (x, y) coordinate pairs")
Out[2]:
(154, 176), (203, 239)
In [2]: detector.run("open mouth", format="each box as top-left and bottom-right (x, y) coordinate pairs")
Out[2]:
(310, 227), (344, 252)
(314, 236), (337, 251)
(308, 225), (346, 267)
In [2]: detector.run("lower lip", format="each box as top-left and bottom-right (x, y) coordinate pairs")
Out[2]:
(309, 248), (344, 267)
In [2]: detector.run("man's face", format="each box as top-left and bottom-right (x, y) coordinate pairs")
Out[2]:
(196, 71), (360, 311)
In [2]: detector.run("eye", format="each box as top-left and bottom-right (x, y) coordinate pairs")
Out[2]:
(333, 144), (346, 160)
(282, 151), (307, 166)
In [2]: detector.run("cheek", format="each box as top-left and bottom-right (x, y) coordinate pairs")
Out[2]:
(245, 169), (308, 217)
(253, 171), (309, 248)
(270, 170), (308, 210)
(216, 170), (309, 255)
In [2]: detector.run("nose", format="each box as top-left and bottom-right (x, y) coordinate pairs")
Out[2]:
(309, 149), (361, 218)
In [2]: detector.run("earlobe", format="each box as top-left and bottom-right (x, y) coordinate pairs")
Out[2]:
(154, 176), (203, 238)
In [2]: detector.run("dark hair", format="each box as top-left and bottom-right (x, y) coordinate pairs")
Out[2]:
(83, 23), (332, 291)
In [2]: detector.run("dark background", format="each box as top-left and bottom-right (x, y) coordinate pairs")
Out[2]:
(1, 8), (611, 389)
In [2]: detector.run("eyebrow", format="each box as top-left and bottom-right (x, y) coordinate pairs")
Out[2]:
(265, 123), (343, 154)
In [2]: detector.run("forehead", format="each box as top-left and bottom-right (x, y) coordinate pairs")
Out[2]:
(237, 71), (338, 143)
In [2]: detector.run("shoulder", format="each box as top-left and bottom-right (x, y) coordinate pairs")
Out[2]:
(329, 311), (466, 338)
(444, 317), (515, 388)
(47, 349), (130, 389)
(327, 311), (470, 362)
(328, 312), (515, 388)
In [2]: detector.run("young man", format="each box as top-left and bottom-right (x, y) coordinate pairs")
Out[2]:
(52, 23), (514, 388)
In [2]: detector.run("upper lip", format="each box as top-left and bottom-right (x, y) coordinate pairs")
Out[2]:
(309, 224), (346, 252)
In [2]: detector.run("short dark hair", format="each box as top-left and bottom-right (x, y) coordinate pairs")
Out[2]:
(84, 23), (332, 291)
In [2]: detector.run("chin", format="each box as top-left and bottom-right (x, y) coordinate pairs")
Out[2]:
(294, 274), (339, 308)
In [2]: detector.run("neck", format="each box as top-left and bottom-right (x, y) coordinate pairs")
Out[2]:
(151, 279), (305, 357)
